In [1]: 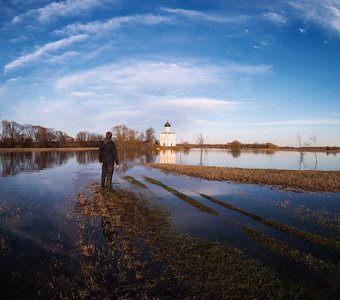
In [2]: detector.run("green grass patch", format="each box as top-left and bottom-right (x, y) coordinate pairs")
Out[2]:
(199, 193), (340, 252)
(144, 176), (217, 215)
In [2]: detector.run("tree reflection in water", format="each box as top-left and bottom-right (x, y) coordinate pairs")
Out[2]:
(0, 149), (157, 177)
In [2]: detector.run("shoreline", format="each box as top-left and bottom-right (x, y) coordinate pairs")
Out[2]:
(147, 163), (340, 193)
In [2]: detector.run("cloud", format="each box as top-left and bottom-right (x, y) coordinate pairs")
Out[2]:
(55, 14), (171, 35)
(48, 51), (79, 63)
(12, 0), (103, 24)
(299, 28), (307, 33)
(152, 97), (247, 114)
(161, 7), (247, 23)
(288, 0), (340, 35)
(0, 86), (6, 96)
(54, 59), (271, 95)
(234, 118), (340, 126)
(69, 91), (96, 97)
(263, 12), (287, 25)
(4, 34), (88, 72)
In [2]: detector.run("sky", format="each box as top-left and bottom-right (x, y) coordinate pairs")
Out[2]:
(0, 0), (340, 146)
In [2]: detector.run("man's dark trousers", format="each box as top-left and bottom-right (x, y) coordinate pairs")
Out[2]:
(101, 163), (114, 189)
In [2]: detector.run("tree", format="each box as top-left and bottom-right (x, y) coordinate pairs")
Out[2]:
(145, 127), (156, 144)
(228, 140), (242, 150)
(195, 132), (207, 148)
(309, 135), (318, 170)
(76, 131), (88, 146)
(112, 125), (141, 148)
(195, 132), (208, 166)
(296, 133), (303, 149)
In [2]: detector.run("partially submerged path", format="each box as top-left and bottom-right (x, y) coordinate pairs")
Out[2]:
(147, 163), (340, 192)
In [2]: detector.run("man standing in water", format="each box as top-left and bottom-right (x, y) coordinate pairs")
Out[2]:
(99, 131), (119, 191)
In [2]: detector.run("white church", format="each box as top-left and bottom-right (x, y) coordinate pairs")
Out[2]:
(159, 121), (176, 147)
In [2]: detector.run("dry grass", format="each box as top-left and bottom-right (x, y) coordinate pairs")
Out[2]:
(147, 163), (340, 192)
(199, 193), (340, 252)
(53, 183), (314, 299)
(144, 176), (217, 214)
(241, 226), (334, 271)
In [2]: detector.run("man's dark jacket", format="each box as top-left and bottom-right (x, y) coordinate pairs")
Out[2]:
(99, 138), (119, 164)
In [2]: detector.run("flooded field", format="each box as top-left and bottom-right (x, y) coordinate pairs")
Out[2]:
(159, 148), (340, 170)
(0, 150), (339, 298)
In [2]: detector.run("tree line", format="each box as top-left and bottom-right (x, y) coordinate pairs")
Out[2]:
(0, 119), (157, 148)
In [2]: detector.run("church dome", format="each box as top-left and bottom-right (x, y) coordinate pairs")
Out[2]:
(164, 121), (171, 127)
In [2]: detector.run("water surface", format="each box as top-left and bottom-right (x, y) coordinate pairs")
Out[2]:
(0, 150), (339, 297)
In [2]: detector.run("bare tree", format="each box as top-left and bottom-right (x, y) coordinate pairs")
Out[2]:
(76, 131), (88, 146)
(309, 135), (318, 170)
(195, 132), (207, 147)
(195, 132), (208, 166)
(296, 133), (303, 149)
(145, 127), (156, 144)
(296, 133), (305, 170)
(112, 124), (142, 148)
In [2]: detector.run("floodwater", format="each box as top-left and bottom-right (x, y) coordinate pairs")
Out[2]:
(158, 148), (340, 170)
(0, 150), (339, 298)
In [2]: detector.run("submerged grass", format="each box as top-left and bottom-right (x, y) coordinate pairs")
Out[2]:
(56, 183), (317, 299)
(122, 175), (148, 189)
(199, 193), (340, 252)
(129, 175), (336, 274)
(241, 226), (334, 272)
(144, 176), (218, 215)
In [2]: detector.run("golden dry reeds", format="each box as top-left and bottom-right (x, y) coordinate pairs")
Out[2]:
(147, 163), (340, 192)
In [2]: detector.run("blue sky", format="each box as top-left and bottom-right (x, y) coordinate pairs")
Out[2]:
(0, 0), (339, 146)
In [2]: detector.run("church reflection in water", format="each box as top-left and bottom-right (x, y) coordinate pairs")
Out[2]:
(159, 149), (176, 164)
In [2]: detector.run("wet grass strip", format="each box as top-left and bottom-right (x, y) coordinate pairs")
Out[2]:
(123, 176), (148, 189)
(241, 226), (334, 272)
(62, 184), (318, 299)
(144, 176), (217, 215)
(199, 193), (340, 252)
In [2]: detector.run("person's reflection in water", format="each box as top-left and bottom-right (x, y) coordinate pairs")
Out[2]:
(99, 131), (119, 191)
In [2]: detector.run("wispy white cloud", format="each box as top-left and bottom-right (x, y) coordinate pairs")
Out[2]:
(55, 14), (172, 35)
(263, 12), (287, 25)
(54, 59), (271, 94)
(55, 61), (220, 92)
(48, 51), (79, 63)
(288, 0), (340, 35)
(152, 97), (247, 114)
(12, 0), (103, 24)
(234, 118), (340, 126)
(225, 63), (271, 75)
(69, 91), (96, 97)
(299, 28), (307, 34)
(23, 58), (265, 135)
(4, 34), (88, 72)
(161, 7), (247, 23)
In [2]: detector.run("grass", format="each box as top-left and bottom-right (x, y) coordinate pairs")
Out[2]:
(199, 193), (340, 252)
(57, 183), (317, 299)
(241, 226), (334, 272)
(122, 176), (148, 189)
(143, 176), (218, 215)
(147, 163), (340, 192)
